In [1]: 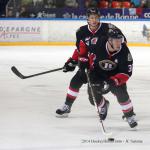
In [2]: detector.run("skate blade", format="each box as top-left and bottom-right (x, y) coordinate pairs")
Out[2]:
(130, 125), (138, 131)
(56, 113), (69, 118)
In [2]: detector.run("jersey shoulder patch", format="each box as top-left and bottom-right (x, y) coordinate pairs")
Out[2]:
(91, 37), (98, 45)
(128, 53), (133, 61)
(122, 44), (133, 62)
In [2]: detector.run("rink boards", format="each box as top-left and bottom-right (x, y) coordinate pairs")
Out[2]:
(0, 19), (150, 46)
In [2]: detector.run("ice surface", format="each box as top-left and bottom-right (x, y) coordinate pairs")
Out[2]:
(0, 46), (150, 150)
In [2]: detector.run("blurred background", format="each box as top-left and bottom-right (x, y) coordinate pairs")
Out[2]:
(0, 0), (149, 18)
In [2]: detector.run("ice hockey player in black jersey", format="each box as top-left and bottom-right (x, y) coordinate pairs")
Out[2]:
(77, 29), (137, 128)
(56, 8), (127, 121)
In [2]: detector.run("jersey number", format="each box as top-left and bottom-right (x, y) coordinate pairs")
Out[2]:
(128, 65), (133, 72)
(104, 63), (113, 69)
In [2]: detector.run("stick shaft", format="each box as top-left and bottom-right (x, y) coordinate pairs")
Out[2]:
(85, 69), (111, 136)
(11, 66), (63, 79)
(24, 67), (63, 78)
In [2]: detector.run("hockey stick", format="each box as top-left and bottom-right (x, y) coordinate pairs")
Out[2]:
(85, 69), (112, 137)
(11, 66), (63, 79)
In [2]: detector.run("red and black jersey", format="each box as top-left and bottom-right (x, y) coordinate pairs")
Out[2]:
(79, 36), (133, 84)
(72, 23), (126, 61)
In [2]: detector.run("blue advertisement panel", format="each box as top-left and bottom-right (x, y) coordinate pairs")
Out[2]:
(33, 8), (150, 20)
(142, 9), (150, 19)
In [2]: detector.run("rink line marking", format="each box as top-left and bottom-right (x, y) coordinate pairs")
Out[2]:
(0, 42), (150, 47)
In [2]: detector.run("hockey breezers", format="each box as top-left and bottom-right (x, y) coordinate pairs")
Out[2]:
(11, 66), (63, 79)
(85, 69), (112, 137)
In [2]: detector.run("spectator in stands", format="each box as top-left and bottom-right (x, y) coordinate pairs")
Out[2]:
(0, 0), (9, 17)
(85, 0), (98, 8)
(33, 0), (43, 5)
(33, 0), (44, 10)
(45, 0), (65, 8)
(55, 0), (65, 8)
(147, 0), (150, 8)
(130, 2), (136, 8)
(19, 5), (31, 17)
(116, 0), (125, 1)
(6, 9), (14, 17)
(21, 0), (32, 5)
(111, 0), (122, 8)
(131, 0), (140, 7)
(105, 0), (113, 8)
(141, 0), (147, 8)
(44, 0), (56, 8)
(141, 0), (150, 8)
(65, 0), (78, 8)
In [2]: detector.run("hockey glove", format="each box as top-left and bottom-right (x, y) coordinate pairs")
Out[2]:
(63, 58), (78, 72)
(78, 57), (89, 71)
(107, 78), (118, 87)
(108, 74), (129, 87)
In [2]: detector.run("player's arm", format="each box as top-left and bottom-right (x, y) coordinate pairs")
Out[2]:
(109, 47), (133, 86)
(78, 39), (90, 70)
(78, 37), (103, 71)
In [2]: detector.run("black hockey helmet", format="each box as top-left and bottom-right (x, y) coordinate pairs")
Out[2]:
(86, 7), (100, 17)
(108, 29), (123, 39)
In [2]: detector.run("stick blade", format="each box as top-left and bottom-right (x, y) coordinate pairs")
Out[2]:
(11, 66), (25, 79)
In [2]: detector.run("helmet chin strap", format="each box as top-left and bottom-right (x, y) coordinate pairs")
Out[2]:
(108, 39), (115, 50)
(108, 39), (121, 52)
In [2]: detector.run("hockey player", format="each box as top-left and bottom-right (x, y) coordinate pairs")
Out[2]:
(56, 7), (126, 120)
(77, 29), (137, 128)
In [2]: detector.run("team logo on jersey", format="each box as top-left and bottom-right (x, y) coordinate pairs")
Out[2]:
(99, 60), (117, 71)
(86, 41), (90, 46)
(85, 37), (90, 41)
(128, 53), (133, 61)
(91, 37), (98, 45)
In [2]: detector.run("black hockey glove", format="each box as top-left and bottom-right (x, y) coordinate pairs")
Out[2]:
(107, 79), (116, 87)
(78, 57), (89, 71)
(63, 58), (77, 72)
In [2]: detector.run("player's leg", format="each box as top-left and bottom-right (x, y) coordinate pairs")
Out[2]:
(110, 84), (137, 128)
(88, 74), (109, 120)
(56, 71), (87, 117)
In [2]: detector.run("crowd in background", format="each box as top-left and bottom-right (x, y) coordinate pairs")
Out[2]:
(5, 0), (79, 17)
(0, 0), (9, 17)
(16, 0), (79, 9)
(1, 0), (150, 17)
(16, 0), (150, 9)
(87, 0), (150, 8)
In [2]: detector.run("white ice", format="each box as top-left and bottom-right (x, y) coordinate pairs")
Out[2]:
(0, 46), (150, 150)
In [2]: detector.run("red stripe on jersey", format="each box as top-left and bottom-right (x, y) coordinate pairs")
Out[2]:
(122, 107), (133, 113)
(119, 99), (131, 106)
(67, 94), (76, 100)
(69, 86), (79, 93)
